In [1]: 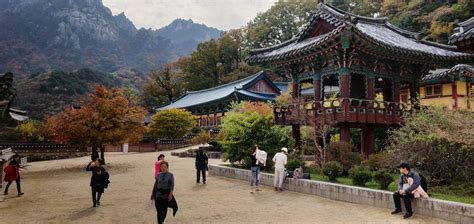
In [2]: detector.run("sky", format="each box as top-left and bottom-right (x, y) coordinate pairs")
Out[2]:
(102, 0), (279, 31)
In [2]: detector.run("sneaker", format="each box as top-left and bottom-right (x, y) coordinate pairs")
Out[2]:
(255, 187), (262, 191)
(278, 188), (284, 191)
(97, 201), (100, 206)
(203, 181), (206, 184)
(249, 187), (254, 193)
(391, 209), (402, 215)
(403, 213), (413, 219)
(93, 203), (96, 207)
(274, 187), (278, 191)
(17, 192), (24, 197)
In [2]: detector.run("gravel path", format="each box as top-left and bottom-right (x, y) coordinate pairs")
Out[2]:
(0, 147), (452, 224)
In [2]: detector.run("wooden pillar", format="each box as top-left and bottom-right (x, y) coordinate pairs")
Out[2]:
(367, 75), (375, 100)
(361, 126), (375, 157)
(291, 81), (298, 99)
(314, 76), (322, 101)
(467, 79), (472, 110)
(340, 125), (350, 143)
(452, 80), (458, 110)
(393, 79), (401, 102)
(339, 73), (350, 98)
(292, 124), (301, 151)
(213, 111), (217, 126)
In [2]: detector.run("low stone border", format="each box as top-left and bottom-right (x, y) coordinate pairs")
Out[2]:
(209, 164), (474, 223)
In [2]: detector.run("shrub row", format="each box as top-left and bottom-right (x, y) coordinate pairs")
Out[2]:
(322, 161), (394, 189)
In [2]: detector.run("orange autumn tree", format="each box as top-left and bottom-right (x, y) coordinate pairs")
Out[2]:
(43, 86), (147, 162)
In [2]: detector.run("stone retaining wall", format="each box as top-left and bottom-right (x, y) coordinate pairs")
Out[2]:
(209, 164), (474, 223)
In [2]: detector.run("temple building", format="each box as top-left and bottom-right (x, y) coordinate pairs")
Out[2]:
(246, 3), (474, 156)
(155, 71), (282, 128)
(0, 72), (28, 124)
(417, 64), (473, 110)
(412, 17), (474, 111)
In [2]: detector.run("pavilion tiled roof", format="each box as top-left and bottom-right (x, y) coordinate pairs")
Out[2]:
(449, 17), (474, 45)
(155, 71), (280, 111)
(422, 64), (474, 82)
(247, 3), (474, 64)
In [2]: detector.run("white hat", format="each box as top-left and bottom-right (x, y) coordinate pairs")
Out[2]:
(281, 147), (288, 153)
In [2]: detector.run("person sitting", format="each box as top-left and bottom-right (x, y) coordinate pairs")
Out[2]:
(391, 162), (422, 219)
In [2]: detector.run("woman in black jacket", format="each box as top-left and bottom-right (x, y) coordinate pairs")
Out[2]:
(195, 149), (208, 184)
(86, 158), (109, 207)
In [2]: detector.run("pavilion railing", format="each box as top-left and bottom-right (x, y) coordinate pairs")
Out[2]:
(273, 98), (409, 125)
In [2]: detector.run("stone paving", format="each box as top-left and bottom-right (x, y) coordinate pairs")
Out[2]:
(0, 147), (451, 223)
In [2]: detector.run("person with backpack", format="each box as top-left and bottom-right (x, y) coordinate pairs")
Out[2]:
(391, 162), (426, 219)
(86, 158), (109, 207)
(195, 149), (208, 184)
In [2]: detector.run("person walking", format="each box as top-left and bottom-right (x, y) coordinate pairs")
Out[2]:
(86, 158), (109, 207)
(272, 147), (288, 191)
(155, 154), (165, 178)
(195, 149), (208, 184)
(151, 161), (175, 224)
(3, 159), (23, 196)
(391, 162), (421, 219)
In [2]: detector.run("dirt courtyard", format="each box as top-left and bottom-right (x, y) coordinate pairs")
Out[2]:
(0, 147), (451, 224)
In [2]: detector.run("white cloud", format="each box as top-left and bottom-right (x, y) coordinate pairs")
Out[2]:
(102, 0), (278, 30)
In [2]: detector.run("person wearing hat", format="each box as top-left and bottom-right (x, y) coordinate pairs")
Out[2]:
(272, 147), (288, 191)
(391, 162), (421, 219)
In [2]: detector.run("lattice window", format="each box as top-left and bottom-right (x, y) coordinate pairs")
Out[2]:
(425, 85), (442, 96)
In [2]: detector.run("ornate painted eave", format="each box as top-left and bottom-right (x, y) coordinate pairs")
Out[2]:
(421, 64), (474, 82)
(247, 3), (474, 65)
(449, 17), (474, 45)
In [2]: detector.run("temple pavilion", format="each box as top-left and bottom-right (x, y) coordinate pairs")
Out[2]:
(155, 71), (282, 128)
(246, 3), (474, 156)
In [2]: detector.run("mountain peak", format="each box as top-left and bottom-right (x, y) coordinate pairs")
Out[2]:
(157, 18), (221, 43)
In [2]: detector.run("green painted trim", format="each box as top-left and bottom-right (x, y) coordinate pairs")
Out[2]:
(337, 68), (351, 75)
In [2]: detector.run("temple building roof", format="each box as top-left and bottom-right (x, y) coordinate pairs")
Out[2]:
(155, 71), (281, 112)
(422, 64), (474, 82)
(449, 17), (474, 45)
(247, 3), (473, 65)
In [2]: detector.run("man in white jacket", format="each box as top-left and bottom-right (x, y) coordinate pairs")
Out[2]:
(272, 147), (288, 191)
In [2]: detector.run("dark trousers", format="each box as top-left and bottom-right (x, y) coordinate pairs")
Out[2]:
(92, 188), (103, 205)
(4, 178), (21, 194)
(155, 197), (169, 224)
(393, 192), (414, 214)
(196, 169), (206, 183)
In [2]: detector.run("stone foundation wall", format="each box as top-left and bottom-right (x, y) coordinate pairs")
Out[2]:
(209, 164), (474, 223)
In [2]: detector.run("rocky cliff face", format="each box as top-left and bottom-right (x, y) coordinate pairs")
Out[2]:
(0, 0), (221, 75)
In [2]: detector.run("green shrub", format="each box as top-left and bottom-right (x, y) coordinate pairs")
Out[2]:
(349, 165), (372, 186)
(191, 131), (211, 145)
(191, 126), (202, 134)
(373, 169), (394, 190)
(322, 161), (343, 182)
(219, 102), (293, 166)
(208, 140), (222, 152)
(326, 142), (361, 174)
(361, 153), (386, 171)
(287, 158), (305, 171)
